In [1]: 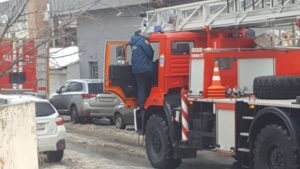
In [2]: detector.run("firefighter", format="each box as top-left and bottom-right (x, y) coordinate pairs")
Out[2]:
(130, 29), (154, 110)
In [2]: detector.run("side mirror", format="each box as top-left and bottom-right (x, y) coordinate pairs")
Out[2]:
(116, 46), (126, 64)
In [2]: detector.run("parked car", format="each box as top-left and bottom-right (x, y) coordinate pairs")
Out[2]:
(0, 95), (66, 162)
(113, 103), (134, 129)
(49, 79), (121, 123)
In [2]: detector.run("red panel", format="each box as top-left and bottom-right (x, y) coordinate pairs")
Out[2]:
(216, 103), (235, 110)
(0, 40), (38, 92)
(0, 41), (13, 90)
(199, 50), (300, 98)
(21, 40), (37, 91)
(220, 60), (237, 89)
(276, 50), (300, 75)
(209, 30), (255, 48)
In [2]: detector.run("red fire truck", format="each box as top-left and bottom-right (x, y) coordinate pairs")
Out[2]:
(104, 0), (300, 168)
(0, 40), (47, 95)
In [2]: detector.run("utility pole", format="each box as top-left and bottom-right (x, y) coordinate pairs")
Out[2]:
(27, 0), (47, 39)
(26, 0), (49, 96)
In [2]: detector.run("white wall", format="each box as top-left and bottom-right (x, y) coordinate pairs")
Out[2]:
(66, 62), (80, 80)
(50, 69), (67, 95)
(77, 6), (143, 78)
(0, 102), (38, 169)
(49, 62), (80, 95)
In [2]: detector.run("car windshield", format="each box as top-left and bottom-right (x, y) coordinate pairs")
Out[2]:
(88, 83), (103, 94)
(36, 102), (56, 117)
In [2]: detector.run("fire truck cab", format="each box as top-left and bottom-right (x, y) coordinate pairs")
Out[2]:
(105, 31), (300, 169)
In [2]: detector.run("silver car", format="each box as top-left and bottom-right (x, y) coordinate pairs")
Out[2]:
(50, 79), (121, 123)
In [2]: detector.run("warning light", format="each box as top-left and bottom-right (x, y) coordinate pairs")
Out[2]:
(249, 104), (256, 109)
(154, 25), (162, 32)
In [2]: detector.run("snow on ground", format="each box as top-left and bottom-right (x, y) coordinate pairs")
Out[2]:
(39, 121), (237, 169)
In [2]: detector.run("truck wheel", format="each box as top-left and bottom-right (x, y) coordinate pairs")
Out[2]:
(253, 124), (298, 169)
(253, 76), (300, 99)
(70, 106), (80, 124)
(145, 114), (181, 169)
(47, 150), (64, 162)
(115, 113), (125, 129)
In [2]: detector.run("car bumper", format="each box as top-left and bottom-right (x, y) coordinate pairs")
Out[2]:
(37, 126), (66, 152)
(85, 108), (115, 117)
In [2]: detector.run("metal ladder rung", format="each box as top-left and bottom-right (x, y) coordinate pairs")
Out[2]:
(142, 0), (300, 33)
(242, 116), (254, 120)
(238, 148), (250, 153)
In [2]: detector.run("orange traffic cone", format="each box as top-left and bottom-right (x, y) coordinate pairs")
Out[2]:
(207, 61), (226, 98)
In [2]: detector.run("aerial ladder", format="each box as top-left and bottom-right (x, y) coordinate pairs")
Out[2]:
(142, 0), (300, 43)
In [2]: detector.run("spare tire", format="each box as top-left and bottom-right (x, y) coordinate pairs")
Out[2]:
(253, 76), (300, 99)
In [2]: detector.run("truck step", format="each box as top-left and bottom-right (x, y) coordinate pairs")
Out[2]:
(238, 148), (250, 153)
(242, 116), (254, 120)
(240, 132), (249, 137)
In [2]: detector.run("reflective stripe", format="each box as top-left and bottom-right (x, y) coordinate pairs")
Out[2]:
(212, 76), (220, 80)
(181, 90), (189, 142)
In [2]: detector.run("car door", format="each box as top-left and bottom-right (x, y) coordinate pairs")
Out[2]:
(104, 41), (137, 108)
(50, 81), (70, 113)
(89, 82), (121, 112)
(63, 82), (84, 111)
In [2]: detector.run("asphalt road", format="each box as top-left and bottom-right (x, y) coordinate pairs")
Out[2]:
(40, 121), (241, 169)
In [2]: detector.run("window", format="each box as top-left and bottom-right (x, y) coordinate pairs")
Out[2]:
(89, 62), (99, 79)
(150, 42), (160, 60)
(68, 82), (83, 92)
(59, 82), (70, 93)
(88, 83), (103, 94)
(35, 102), (56, 117)
(171, 41), (194, 55)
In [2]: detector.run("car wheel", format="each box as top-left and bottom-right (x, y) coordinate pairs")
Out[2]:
(70, 106), (80, 124)
(145, 114), (181, 169)
(115, 113), (125, 129)
(253, 124), (298, 169)
(47, 150), (64, 162)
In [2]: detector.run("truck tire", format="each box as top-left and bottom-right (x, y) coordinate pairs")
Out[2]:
(253, 76), (300, 99)
(145, 114), (181, 169)
(253, 124), (298, 169)
(47, 150), (64, 162)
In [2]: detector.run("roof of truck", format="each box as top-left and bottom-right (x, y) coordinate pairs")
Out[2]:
(148, 31), (204, 40)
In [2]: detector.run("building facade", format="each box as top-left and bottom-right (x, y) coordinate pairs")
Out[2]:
(50, 0), (199, 79)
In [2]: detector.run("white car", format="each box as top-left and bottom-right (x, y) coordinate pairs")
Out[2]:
(0, 95), (67, 162)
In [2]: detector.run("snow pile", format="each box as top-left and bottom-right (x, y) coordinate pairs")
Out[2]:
(49, 46), (79, 69)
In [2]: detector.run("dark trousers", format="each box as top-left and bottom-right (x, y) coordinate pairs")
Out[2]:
(134, 72), (153, 109)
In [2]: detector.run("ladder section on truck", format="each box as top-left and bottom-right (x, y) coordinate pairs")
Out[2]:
(235, 101), (256, 168)
(142, 0), (300, 33)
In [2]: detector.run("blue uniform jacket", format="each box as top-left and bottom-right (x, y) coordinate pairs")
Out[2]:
(130, 35), (154, 74)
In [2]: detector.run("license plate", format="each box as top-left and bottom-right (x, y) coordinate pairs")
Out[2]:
(36, 123), (45, 131)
